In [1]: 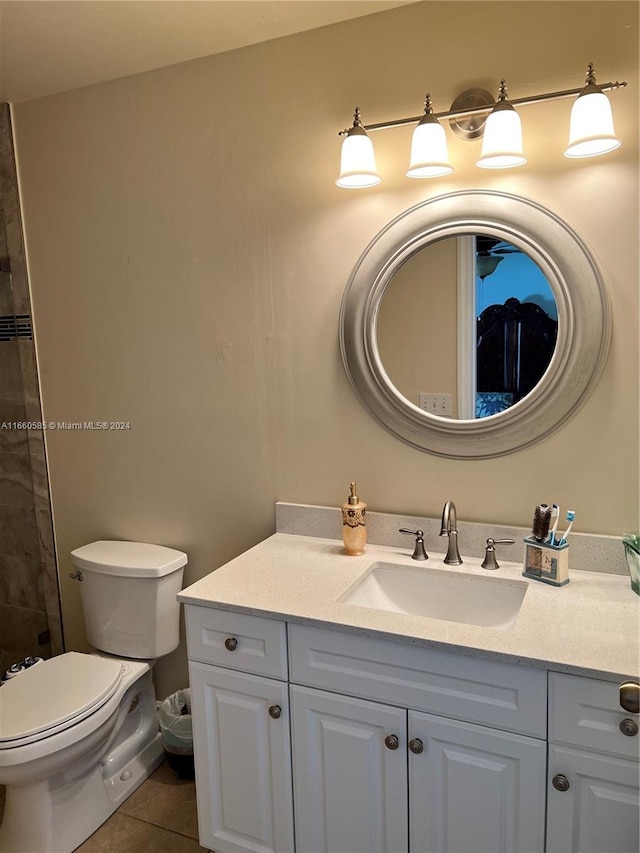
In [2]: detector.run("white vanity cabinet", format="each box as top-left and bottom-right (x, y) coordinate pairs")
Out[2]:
(289, 681), (547, 853)
(186, 608), (294, 853)
(184, 603), (638, 853)
(546, 672), (640, 853)
(289, 623), (547, 853)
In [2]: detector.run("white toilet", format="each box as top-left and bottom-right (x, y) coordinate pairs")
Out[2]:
(0, 540), (187, 853)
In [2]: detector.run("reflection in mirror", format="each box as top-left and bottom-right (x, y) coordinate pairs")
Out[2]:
(376, 235), (557, 420)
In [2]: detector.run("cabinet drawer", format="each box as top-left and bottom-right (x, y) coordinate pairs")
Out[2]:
(288, 623), (546, 737)
(549, 672), (640, 760)
(185, 606), (288, 679)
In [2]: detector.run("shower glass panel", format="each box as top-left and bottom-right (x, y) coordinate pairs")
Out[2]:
(0, 103), (62, 674)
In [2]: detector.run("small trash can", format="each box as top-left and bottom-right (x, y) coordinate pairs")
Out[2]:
(157, 687), (195, 779)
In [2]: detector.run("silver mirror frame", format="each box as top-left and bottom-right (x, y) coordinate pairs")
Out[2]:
(339, 190), (611, 458)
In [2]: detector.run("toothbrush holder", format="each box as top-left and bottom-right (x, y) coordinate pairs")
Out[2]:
(522, 537), (570, 586)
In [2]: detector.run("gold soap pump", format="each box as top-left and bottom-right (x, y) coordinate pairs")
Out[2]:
(342, 482), (367, 556)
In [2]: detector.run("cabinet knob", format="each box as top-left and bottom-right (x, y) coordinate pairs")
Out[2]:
(409, 738), (424, 755)
(552, 774), (571, 792)
(619, 682), (640, 714)
(224, 637), (238, 652)
(619, 718), (639, 737)
(384, 734), (400, 750)
(268, 704), (282, 720)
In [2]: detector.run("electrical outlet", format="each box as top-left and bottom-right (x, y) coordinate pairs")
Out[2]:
(418, 393), (452, 417)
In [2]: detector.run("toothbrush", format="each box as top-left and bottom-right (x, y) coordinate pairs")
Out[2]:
(549, 504), (560, 545)
(558, 510), (575, 546)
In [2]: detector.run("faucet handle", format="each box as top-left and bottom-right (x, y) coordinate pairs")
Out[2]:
(481, 537), (516, 571)
(399, 529), (428, 561)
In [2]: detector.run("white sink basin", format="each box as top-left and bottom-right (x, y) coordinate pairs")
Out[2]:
(340, 561), (528, 630)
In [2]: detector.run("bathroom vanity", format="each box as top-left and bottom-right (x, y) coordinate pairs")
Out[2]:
(178, 531), (640, 853)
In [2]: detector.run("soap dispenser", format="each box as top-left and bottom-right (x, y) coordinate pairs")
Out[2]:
(342, 482), (367, 556)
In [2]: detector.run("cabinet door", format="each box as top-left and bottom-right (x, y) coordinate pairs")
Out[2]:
(189, 661), (294, 853)
(547, 744), (640, 853)
(290, 684), (408, 853)
(409, 710), (546, 853)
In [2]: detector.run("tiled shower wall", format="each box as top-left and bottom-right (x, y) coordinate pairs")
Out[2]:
(0, 103), (62, 672)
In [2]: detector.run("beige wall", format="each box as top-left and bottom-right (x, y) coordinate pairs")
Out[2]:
(377, 238), (459, 414)
(12, 1), (639, 694)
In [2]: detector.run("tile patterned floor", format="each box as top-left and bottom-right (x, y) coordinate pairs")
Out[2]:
(0, 761), (210, 852)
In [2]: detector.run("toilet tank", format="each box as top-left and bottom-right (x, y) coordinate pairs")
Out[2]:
(70, 540), (188, 659)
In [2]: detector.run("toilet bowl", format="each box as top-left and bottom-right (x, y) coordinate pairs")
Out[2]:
(0, 654), (162, 852)
(0, 540), (187, 853)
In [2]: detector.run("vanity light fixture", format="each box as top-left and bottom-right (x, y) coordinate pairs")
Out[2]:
(335, 107), (381, 188)
(336, 63), (626, 187)
(406, 94), (454, 178)
(476, 80), (526, 169)
(564, 63), (622, 157)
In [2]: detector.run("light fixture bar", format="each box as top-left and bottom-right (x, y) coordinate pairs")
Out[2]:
(339, 81), (627, 136)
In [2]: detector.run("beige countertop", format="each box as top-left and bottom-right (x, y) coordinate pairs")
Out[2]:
(178, 533), (640, 681)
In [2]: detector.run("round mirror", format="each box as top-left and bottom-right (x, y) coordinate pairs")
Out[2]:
(340, 190), (611, 458)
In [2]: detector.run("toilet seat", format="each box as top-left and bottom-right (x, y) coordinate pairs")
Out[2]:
(0, 652), (125, 748)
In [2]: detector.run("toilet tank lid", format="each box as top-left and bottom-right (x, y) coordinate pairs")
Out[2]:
(70, 540), (188, 577)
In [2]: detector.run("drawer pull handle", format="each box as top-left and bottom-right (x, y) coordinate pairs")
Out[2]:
(619, 682), (640, 714)
(409, 738), (424, 755)
(620, 718), (639, 737)
(268, 705), (282, 720)
(384, 734), (399, 750)
(552, 774), (570, 792)
(224, 637), (238, 652)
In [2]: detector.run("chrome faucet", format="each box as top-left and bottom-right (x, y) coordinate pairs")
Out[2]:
(439, 500), (463, 565)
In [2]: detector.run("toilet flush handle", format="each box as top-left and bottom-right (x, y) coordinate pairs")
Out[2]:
(68, 570), (83, 581)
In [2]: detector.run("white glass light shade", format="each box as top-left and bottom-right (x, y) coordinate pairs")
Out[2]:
(564, 89), (621, 158)
(406, 118), (453, 178)
(476, 105), (526, 169)
(336, 131), (381, 188)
